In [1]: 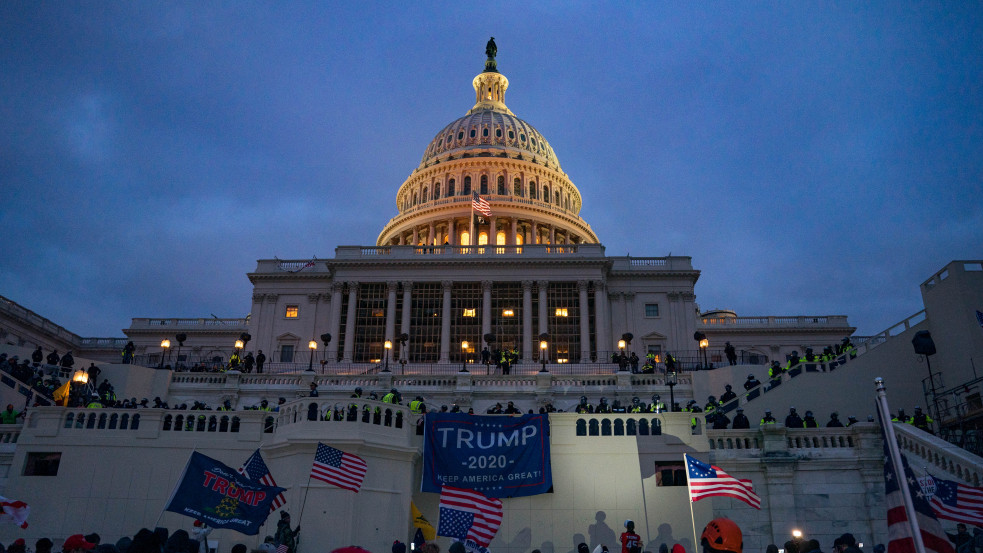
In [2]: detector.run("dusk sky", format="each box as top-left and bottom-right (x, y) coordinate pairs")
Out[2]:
(1, 3), (980, 338)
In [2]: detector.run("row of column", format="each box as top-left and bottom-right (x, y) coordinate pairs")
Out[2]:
(394, 217), (582, 247)
(317, 280), (612, 363)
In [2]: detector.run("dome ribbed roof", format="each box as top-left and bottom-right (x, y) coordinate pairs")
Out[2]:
(419, 111), (561, 172)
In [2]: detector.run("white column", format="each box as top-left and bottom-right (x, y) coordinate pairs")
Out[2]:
(428, 221), (435, 245)
(522, 280), (533, 362)
(328, 283), (343, 362)
(578, 280), (590, 362)
(537, 280), (548, 336)
(482, 280), (492, 343)
(510, 218), (518, 246)
(342, 282), (359, 362)
(400, 282), (413, 345)
(440, 280), (452, 363)
(594, 281), (610, 362)
(385, 281), (398, 345)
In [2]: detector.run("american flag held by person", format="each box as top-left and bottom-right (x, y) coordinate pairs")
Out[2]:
(685, 454), (761, 509)
(928, 475), (983, 525)
(437, 485), (503, 547)
(310, 443), (367, 492)
(238, 449), (286, 511)
(472, 192), (492, 217)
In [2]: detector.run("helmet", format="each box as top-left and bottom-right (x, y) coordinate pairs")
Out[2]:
(580, 396), (587, 403)
(700, 517), (742, 553)
(805, 411), (813, 417)
(653, 394), (661, 401)
(354, 387), (363, 394)
(765, 409), (771, 414)
(708, 395), (716, 402)
(599, 397), (608, 404)
(725, 385), (732, 390)
(632, 397), (640, 404)
(736, 408), (744, 412)
(747, 374), (754, 379)
(391, 388), (398, 393)
(831, 412), (839, 418)
(789, 406), (797, 413)
(415, 396), (423, 401)
(914, 406), (922, 412)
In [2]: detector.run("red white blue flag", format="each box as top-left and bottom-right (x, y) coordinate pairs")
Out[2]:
(438, 485), (503, 547)
(311, 443), (367, 492)
(238, 449), (286, 511)
(685, 454), (761, 509)
(472, 192), (492, 217)
(928, 475), (983, 525)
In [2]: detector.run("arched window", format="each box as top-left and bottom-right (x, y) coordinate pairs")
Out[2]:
(480, 175), (488, 194)
(601, 419), (612, 436)
(496, 231), (506, 245)
(463, 177), (471, 195)
(422, 187), (428, 202)
(458, 131), (464, 140)
(413, 192), (418, 205)
(448, 179), (455, 196)
(497, 176), (505, 195)
(64, 413), (74, 428)
(460, 230), (471, 246)
(496, 128), (502, 138)
(478, 232), (489, 245)
(588, 419), (599, 436)
(434, 183), (441, 199)
(576, 419), (587, 436)
(220, 416), (229, 432)
(626, 419), (637, 435)
(514, 178), (522, 196)
(162, 414), (172, 431)
(469, 129), (476, 138)
(614, 419), (625, 436)
(529, 182), (537, 199)
(639, 419), (650, 435)
(543, 185), (550, 203)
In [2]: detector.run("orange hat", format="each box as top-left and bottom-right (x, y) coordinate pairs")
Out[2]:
(701, 518), (742, 553)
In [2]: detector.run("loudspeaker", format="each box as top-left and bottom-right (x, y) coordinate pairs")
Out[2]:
(912, 331), (937, 356)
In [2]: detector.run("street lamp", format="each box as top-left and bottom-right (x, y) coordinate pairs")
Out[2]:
(667, 370), (677, 412)
(618, 339), (627, 371)
(159, 339), (171, 369)
(383, 340), (392, 372)
(694, 331), (708, 369)
(460, 341), (470, 373)
(72, 369), (89, 407)
(308, 340), (317, 371)
(539, 339), (549, 373)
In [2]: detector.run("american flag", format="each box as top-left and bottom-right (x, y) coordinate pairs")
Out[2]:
(928, 475), (983, 525)
(311, 443), (367, 492)
(275, 545), (288, 553)
(472, 191), (492, 217)
(437, 485), (503, 547)
(685, 454), (761, 509)
(882, 419), (954, 553)
(238, 449), (285, 511)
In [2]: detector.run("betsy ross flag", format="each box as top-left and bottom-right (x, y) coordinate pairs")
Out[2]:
(239, 449), (286, 511)
(685, 454), (761, 509)
(472, 191), (492, 217)
(311, 443), (367, 492)
(437, 485), (503, 547)
(928, 475), (983, 525)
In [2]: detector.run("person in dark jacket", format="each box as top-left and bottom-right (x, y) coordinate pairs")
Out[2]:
(826, 412), (844, 427)
(31, 347), (43, 365)
(802, 411), (819, 428)
(784, 407), (803, 428)
(947, 524), (973, 553)
(731, 408), (750, 429)
(46, 350), (60, 366)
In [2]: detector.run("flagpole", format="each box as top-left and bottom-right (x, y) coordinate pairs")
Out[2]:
(684, 454), (699, 553)
(469, 194), (475, 252)
(876, 377), (927, 553)
(294, 470), (315, 553)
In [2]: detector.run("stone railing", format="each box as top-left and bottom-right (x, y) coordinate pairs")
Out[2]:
(22, 407), (270, 442)
(332, 244), (606, 260)
(128, 318), (249, 329)
(852, 310), (927, 354)
(0, 424), (22, 445)
(708, 423), (881, 458)
(0, 294), (125, 351)
(698, 315), (852, 328)
(894, 422), (983, 486)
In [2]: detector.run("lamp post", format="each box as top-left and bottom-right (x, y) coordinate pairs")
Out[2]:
(320, 333), (332, 367)
(175, 333), (186, 371)
(71, 369), (89, 407)
(539, 339), (549, 373)
(308, 340), (317, 371)
(694, 331), (708, 369)
(460, 341), (469, 373)
(159, 339), (171, 369)
(233, 339), (244, 370)
(667, 370), (677, 412)
(383, 340), (392, 372)
(618, 339), (627, 371)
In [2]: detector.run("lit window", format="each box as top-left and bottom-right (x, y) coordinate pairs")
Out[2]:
(645, 304), (660, 317)
(372, 309), (384, 317)
(496, 231), (506, 245)
(555, 308), (569, 317)
(463, 308), (476, 317)
(285, 305), (299, 318)
(478, 232), (488, 245)
(502, 309), (514, 317)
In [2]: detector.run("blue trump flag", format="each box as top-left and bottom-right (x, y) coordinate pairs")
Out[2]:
(422, 413), (552, 498)
(165, 451), (286, 535)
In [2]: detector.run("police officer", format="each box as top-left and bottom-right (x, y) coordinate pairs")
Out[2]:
(743, 374), (761, 390)
(760, 410), (777, 425)
(802, 410), (819, 428)
(846, 415), (859, 427)
(595, 397), (611, 414)
(409, 396), (426, 414)
(720, 385), (737, 404)
(826, 412), (844, 427)
(218, 400), (234, 411)
(504, 401), (520, 414)
(892, 409), (911, 424)
(911, 406), (934, 434)
(785, 407), (803, 428)
(351, 387), (363, 399)
(575, 396), (592, 414)
(630, 397), (644, 413)
(649, 394), (666, 413)
(259, 399), (272, 411)
(731, 408), (750, 429)
(86, 394), (103, 409)
(704, 396), (718, 417)
(711, 410), (731, 429)
(382, 388), (399, 404)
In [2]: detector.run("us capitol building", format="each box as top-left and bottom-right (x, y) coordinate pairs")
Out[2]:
(1, 43), (982, 553)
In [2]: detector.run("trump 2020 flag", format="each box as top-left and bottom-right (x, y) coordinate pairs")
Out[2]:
(685, 454), (761, 509)
(165, 452), (285, 535)
(438, 485), (503, 548)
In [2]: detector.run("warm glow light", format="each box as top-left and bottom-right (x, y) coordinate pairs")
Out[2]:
(234, 339), (244, 349)
(792, 530), (802, 539)
(308, 340), (318, 350)
(285, 306), (299, 318)
(699, 338), (709, 349)
(384, 340), (392, 350)
(73, 370), (89, 384)
(554, 308), (568, 317)
(557, 358), (568, 363)
(654, 354), (661, 363)
(540, 340), (548, 350)
(618, 339), (626, 350)
(502, 309), (514, 317)
(463, 308), (476, 317)
(461, 341), (469, 350)
(161, 339), (171, 349)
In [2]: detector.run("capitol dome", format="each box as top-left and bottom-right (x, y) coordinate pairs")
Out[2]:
(377, 44), (597, 247)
